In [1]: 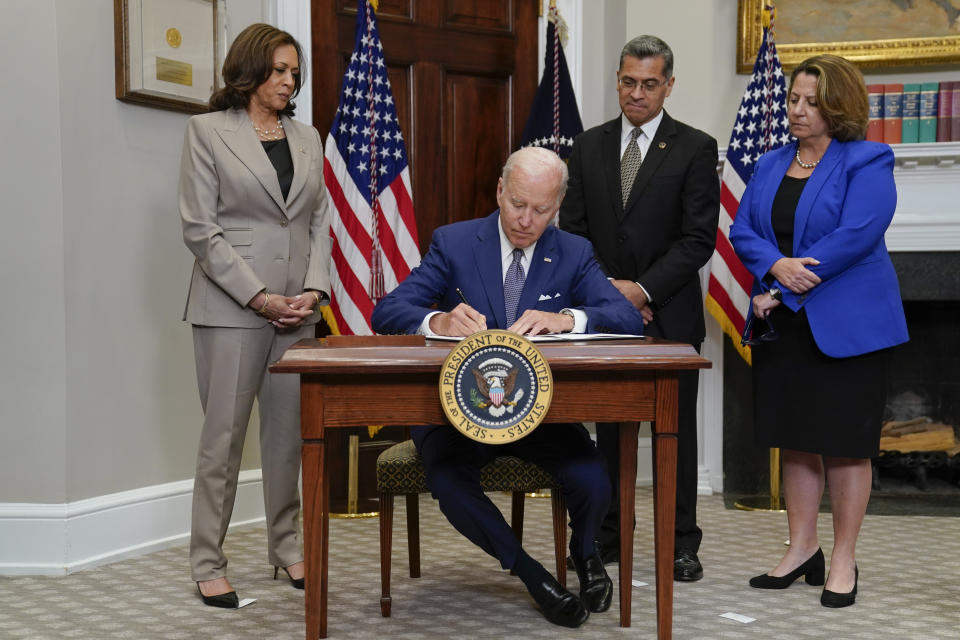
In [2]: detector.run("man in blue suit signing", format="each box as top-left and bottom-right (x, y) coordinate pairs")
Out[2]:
(372, 147), (644, 628)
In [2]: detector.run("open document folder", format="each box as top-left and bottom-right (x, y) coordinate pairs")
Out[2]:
(425, 333), (645, 342)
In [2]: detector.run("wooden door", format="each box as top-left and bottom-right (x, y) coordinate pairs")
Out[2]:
(312, 0), (539, 251)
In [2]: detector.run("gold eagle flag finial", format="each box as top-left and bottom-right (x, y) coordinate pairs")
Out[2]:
(762, 2), (776, 30)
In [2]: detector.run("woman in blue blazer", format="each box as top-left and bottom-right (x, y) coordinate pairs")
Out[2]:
(730, 55), (907, 608)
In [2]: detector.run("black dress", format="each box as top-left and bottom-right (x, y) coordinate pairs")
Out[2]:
(752, 176), (889, 459)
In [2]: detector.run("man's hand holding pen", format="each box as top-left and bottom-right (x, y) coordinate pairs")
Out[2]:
(429, 303), (488, 336)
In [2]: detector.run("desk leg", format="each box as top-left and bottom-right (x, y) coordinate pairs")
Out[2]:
(617, 421), (639, 628)
(302, 440), (328, 639)
(653, 374), (678, 640)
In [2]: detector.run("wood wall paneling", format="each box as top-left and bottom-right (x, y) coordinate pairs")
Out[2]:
(312, 0), (537, 251)
(337, 0), (413, 20)
(444, 73), (510, 224)
(444, 0), (512, 31)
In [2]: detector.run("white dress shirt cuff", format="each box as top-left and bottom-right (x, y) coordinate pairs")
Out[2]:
(417, 311), (443, 336)
(634, 282), (653, 304)
(561, 308), (587, 334)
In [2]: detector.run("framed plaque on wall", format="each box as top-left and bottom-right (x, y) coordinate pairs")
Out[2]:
(114, 0), (225, 113)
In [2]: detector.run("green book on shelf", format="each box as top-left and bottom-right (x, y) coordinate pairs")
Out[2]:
(919, 82), (939, 143)
(901, 84), (920, 143)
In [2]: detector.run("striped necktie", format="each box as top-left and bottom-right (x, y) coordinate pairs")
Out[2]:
(620, 126), (643, 207)
(504, 248), (525, 327)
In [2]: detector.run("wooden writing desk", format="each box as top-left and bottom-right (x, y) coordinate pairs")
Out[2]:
(271, 337), (710, 639)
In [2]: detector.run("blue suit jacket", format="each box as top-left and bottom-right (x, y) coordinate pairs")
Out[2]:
(729, 140), (908, 358)
(372, 211), (645, 335)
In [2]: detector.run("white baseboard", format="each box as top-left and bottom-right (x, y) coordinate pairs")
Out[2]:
(697, 466), (714, 496)
(635, 436), (653, 486)
(636, 440), (714, 495)
(0, 470), (265, 576)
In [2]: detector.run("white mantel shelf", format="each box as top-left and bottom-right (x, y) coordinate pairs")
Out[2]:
(887, 141), (960, 253)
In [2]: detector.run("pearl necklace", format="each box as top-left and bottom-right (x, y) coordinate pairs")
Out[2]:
(254, 117), (284, 141)
(795, 145), (820, 169)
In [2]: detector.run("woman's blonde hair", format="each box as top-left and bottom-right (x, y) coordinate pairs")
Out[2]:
(789, 55), (868, 142)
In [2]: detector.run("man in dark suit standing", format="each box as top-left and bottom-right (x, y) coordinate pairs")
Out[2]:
(559, 35), (720, 582)
(373, 147), (645, 627)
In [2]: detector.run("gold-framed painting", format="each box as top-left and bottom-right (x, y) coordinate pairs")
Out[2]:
(737, 0), (960, 73)
(114, 0), (225, 113)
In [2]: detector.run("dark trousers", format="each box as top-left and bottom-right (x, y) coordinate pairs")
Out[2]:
(412, 422), (610, 570)
(595, 366), (702, 554)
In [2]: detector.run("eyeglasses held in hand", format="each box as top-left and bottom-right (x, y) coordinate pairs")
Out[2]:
(740, 312), (779, 346)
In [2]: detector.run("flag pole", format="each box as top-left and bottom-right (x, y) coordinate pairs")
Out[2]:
(734, 1), (785, 513)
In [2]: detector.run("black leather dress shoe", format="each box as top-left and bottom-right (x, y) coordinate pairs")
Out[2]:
(566, 539), (619, 570)
(531, 576), (590, 628)
(572, 551), (613, 612)
(674, 550), (703, 582)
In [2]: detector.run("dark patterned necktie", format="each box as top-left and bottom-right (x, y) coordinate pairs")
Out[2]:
(504, 248), (526, 326)
(620, 127), (643, 207)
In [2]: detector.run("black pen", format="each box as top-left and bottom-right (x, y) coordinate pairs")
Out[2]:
(455, 287), (470, 305)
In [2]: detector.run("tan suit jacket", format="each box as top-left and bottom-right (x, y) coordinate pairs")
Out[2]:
(179, 108), (331, 327)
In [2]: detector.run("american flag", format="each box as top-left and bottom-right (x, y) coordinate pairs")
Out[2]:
(323, 0), (420, 336)
(705, 20), (792, 364)
(518, 3), (582, 160)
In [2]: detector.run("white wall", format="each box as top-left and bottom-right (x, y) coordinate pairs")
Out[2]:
(579, 0), (626, 129)
(0, 0), (68, 504)
(0, 0), (269, 574)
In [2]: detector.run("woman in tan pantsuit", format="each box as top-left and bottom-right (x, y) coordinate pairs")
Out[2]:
(178, 23), (331, 608)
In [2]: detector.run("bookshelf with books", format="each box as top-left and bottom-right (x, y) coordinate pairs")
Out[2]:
(868, 80), (960, 143)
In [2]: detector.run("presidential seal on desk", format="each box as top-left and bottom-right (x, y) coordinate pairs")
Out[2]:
(439, 329), (553, 444)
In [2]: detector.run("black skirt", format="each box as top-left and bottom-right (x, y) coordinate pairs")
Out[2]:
(751, 305), (890, 459)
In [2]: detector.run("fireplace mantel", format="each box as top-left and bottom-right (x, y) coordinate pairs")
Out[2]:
(888, 141), (960, 252)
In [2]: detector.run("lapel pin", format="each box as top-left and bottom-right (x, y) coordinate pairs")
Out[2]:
(543, 257), (552, 262)
(299, 145), (306, 154)
(658, 142), (667, 149)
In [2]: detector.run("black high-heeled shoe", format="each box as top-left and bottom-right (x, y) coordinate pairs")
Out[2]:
(821, 566), (858, 608)
(274, 565), (305, 590)
(196, 583), (239, 608)
(749, 547), (825, 589)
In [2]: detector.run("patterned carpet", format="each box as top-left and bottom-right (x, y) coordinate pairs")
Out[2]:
(2, 487), (959, 639)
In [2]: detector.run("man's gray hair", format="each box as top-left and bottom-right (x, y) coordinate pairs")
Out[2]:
(501, 147), (569, 205)
(619, 35), (674, 79)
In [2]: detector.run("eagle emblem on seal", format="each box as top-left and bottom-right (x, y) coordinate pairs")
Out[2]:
(471, 357), (524, 417)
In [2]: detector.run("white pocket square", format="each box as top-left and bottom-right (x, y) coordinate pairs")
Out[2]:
(538, 294), (552, 301)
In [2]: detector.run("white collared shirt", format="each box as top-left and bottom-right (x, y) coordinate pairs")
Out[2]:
(619, 109), (664, 161)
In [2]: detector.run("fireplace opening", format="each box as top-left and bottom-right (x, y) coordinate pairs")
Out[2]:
(873, 291), (960, 507)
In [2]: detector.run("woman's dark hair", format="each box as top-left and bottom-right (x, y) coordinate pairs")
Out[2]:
(209, 23), (304, 116)
(789, 55), (868, 142)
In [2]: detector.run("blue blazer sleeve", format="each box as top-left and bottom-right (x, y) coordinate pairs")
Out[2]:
(564, 236), (646, 334)
(371, 227), (454, 335)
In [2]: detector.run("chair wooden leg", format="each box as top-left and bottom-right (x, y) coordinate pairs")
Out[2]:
(509, 491), (525, 575)
(405, 493), (420, 578)
(379, 492), (393, 617)
(552, 490), (567, 588)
